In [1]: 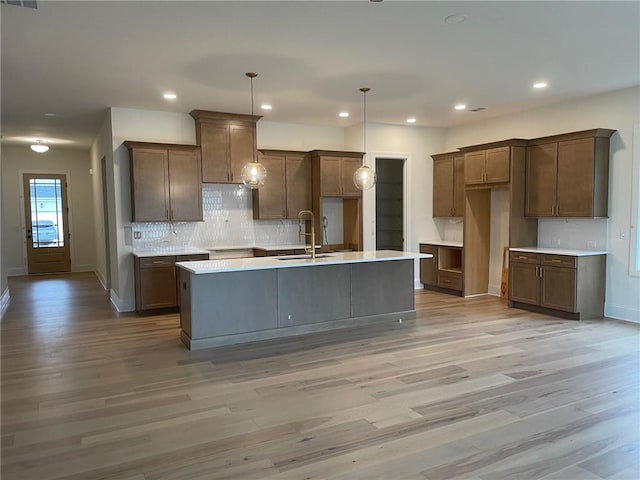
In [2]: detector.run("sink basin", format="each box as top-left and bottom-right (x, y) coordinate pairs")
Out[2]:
(275, 254), (333, 261)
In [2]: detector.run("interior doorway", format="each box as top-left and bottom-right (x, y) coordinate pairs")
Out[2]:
(22, 173), (71, 274)
(375, 158), (405, 251)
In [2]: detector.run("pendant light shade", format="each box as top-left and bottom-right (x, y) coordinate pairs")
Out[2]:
(30, 140), (49, 153)
(354, 87), (376, 191)
(241, 72), (267, 189)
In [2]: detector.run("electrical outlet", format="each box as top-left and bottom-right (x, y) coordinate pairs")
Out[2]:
(587, 240), (597, 249)
(133, 231), (142, 239)
(552, 238), (561, 247)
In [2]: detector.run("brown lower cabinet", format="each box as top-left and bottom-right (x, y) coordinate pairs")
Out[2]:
(134, 254), (209, 313)
(509, 251), (606, 319)
(419, 243), (463, 295)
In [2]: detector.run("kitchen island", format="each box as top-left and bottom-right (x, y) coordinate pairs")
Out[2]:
(177, 250), (430, 350)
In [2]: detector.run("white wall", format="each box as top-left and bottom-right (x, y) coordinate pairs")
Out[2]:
(445, 86), (640, 322)
(0, 149), (8, 317)
(1, 146), (95, 276)
(345, 122), (447, 286)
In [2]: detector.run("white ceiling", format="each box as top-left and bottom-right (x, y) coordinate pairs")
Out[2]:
(2, 1), (639, 150)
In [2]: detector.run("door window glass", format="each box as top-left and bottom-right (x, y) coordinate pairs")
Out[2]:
(29, 178), (64, 248)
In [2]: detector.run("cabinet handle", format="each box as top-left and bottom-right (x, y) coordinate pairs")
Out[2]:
(171, 210), (174, 220)
(550, 259), (562, 263)
(539, 267), (543, 277)
(555, 205), (559, 216)
(166, 209), (169, 220)
(518, 256), (528, 260)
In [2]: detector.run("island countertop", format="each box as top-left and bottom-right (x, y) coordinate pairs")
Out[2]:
(177, 250), (430, 274)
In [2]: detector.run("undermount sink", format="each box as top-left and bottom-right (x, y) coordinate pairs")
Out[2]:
(275, 254), (333, 261)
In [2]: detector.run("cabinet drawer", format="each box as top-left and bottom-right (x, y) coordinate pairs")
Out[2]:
(510, 252), (539, 264)
(419, 244), (438, 256)
(176, 254), (209, 262)
(542, 255), (576, 268)
(438, 270), (463, 291)
(139, 256), (176, 268)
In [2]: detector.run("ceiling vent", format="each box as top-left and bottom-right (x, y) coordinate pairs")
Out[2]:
(1, 0), (38, 9)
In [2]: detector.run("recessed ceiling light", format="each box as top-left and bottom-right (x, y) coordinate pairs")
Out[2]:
(261, 104), (272, 110)
(163, 93), (177, 100)
(44, 113), (57, 117)
(445, 14), (467, 24)
(406, 118), (417, 124)
(339, 112), (349, 118)
(533, 81), (548, 89)
(454, 104), (467, 111)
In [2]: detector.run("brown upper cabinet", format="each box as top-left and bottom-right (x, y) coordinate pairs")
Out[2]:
(125, 142), (202, 222)
(432, 152), (464, 217)
(525, 129), (615, 218)
(190, 110), (262, 184)
(463, 146), (511, 186)
(252, 150), (311, 220)
(309, 150), (364, 198)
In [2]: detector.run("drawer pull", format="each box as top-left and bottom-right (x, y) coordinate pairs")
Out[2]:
(518, 256), (529, 260)
(550, 259), (562, 263)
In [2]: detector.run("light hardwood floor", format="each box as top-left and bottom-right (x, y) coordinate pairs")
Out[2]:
(1, 272), (639, 480)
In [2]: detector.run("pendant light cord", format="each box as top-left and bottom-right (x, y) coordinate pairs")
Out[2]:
(247, 72), (258, 163)
(360, 87), (370, 166)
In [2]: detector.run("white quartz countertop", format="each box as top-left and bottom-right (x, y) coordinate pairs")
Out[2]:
(509, 247), (608, 257)
(132, 247), (210, 258)
(253, 244), (321, 251)
(420, 240), (463, 248)
(177, 250), (431, 274)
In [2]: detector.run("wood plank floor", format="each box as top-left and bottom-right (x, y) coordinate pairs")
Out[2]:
(1, 272), (638, 480)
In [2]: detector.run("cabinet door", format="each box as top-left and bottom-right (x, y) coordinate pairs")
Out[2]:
(464, 151), (486, 185)
(557, 138), (595, 217)
(540, 265), (576, 312)
(485, 147), (510, 183)
(433, 156), (454, 217)
(229, 124), (254, 184)
(526, 143), (558, 217)
(419, 244), (438, 286)
(138, 257), (177, 310)
(130, 148), (169, 221)
(168, 149), (203, 221)
(509, 261), (540, 305)
(320, 156), (342, 196)
(252, 154), (286, 219)
(285, 154), (311, 218)
(341, 157), (362, 197)
(199, 123), (230, 183)
(453, 155), (465, 217)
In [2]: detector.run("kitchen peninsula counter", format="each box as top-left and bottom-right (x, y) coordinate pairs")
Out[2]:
(177, 250), (430, 350)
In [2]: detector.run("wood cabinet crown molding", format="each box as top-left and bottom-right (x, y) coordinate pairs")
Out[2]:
(124, 141), (200, 151)
(189, 109), (262, 125)
(307, 149), (364, 158)
(526, 128), (615, 146)
(458, 138), (528, 153)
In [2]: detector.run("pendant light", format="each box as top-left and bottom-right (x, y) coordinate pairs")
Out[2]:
(240, 72), (267, 189)
(353, 87), (376, 191)
(30, 140), (50, 153)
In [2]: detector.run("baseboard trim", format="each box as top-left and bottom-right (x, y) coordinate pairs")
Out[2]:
(488, 283), (501, 297)
(95, 269), (108, 290)
(0, 288), (10, 319)
(110, 289), (135, 313)
(605, 304), (640, 324)
(7, 267), (26, 277)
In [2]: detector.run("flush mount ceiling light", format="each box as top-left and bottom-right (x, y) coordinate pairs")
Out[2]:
(533, 81), (548, 89)
(353, 87), (376, 191)
(406, 117), (417, 124)
(30, 140), (49, 153)
(339, 112), (350, 118)
(240, 72), (267, 189)
(260, 104), (272, 110)
(454, 104), (467, 111)
(163, 92), (177, 100)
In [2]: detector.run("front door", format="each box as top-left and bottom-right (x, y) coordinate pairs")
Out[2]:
(23, 173), (71, 274)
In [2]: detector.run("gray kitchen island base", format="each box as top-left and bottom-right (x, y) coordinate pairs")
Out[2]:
(179, 256), (417, 350)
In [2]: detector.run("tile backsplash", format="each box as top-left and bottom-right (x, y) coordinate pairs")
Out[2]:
(538, 218), (608, 251)
(132, 184), (302, 249)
